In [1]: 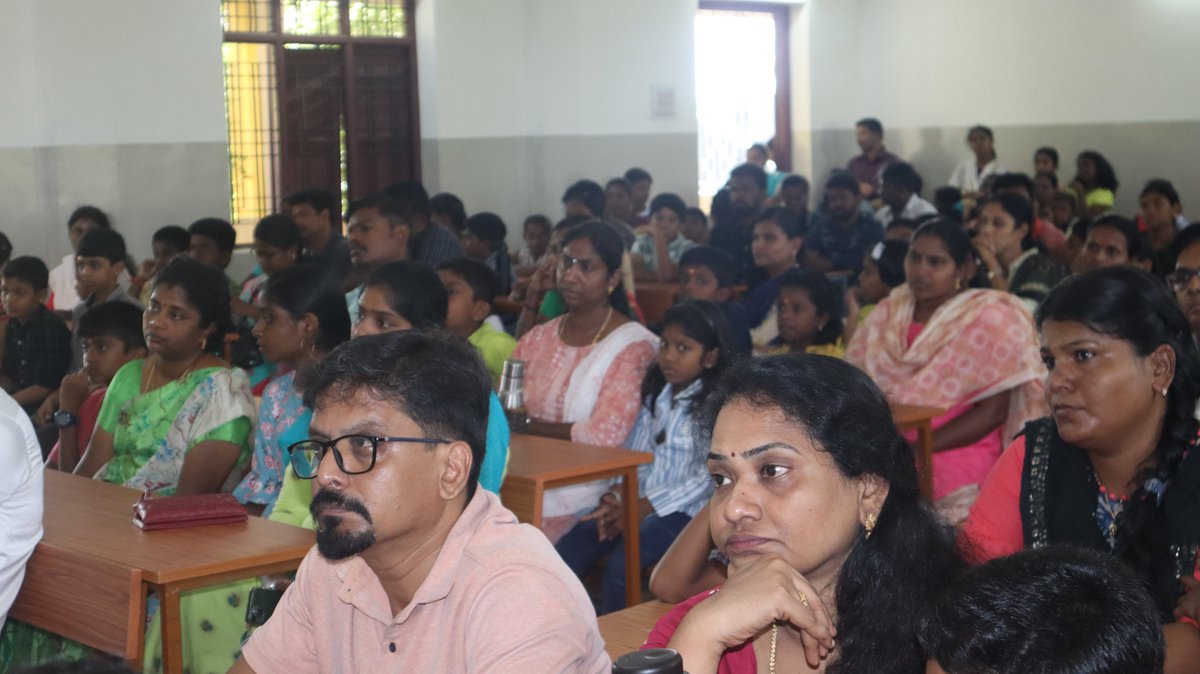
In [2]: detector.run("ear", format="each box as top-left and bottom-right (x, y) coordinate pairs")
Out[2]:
(298, 312), (320, 344)
(1149, 343), (1176, 398)
(607, 266), (623, 293)
(858, 474), (890, 525)
(113, 259), (126, 275)
(469, 299), (490, 323)
(438, 440), (474, 501)
(789, 236), (805, 257)
(701, 347), (720, 370)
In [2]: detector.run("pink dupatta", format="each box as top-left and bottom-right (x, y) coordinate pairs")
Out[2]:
(846, 286), (1048, 445)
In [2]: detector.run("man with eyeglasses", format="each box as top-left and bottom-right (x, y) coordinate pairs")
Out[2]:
(230, 331), (609, 673)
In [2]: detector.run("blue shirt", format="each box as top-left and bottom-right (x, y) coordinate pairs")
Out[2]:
(625, 379), (712, 518)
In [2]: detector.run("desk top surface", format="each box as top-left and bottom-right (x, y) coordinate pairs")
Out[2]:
(41, 470), (315, 585)
(597, 600), (675, 661)
(507, 433), (654, 483)
(890, 403), (945, 426)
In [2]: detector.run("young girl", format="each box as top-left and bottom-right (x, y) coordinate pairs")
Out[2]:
(462, 211), (514, 297)
(1070, 150), (1119, 217)
(768, 269), (845, 357)
(555, 300), (735, 614)
(845, 240), (908, 343)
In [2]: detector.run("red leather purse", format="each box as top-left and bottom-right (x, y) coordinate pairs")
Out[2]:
(131, 492), (248, 530)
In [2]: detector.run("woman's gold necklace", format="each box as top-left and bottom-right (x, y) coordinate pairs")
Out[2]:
(558, 306), (614, 345)
(141, 353), (203, 394)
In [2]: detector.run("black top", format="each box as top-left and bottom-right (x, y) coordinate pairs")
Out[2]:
(3, 305), (71, 391)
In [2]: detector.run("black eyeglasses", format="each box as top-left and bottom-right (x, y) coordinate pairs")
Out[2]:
(288, 434), (449, 479)
(1169, 268), (1200, 291)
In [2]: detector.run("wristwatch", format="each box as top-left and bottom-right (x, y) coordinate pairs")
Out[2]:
(52, 409), (79, 429)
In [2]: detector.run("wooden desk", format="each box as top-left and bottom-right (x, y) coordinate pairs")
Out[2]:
(18, 471), (315, 674)
(891, 403), (944, 499)
(598, 600), (675, 660)
(634, 282), (676, 323)
(501, 433), (654, 607)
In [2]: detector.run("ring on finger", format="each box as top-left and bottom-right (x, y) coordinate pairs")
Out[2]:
(798, 591), (809, 607)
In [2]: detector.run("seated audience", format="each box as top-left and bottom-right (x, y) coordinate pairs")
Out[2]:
(563, 179), (608, 221)
(845, 117), (897, 199)
(50, 302), (146, 472)
(681, 207), (710, 246)
(284, 188), (354, 290)
(1141, 179), (1188, 269)
(676, 246), (752, 355)
(962, 266), (1200, 671)
(436, 257), (517, 387)
(1070, 150), (1119, 217)
(231, 331), (610, 673)
(69, 228), (141, 370)
(643, 354), (964, 673)
(187, 217), (241, 296)
(919, 546), (1166, 674)
(512, 213), (552, 277)
(933, 186), (963, 224)
(948, 125), (1006, 197)
(48, 205), (127, 311)
(1, 257), (71, 412)
(344, 194), (411, 322)
(992, 172), (1066, 252)
(605, 177), (638, 228)
(625, 167), (653, 221)
(0, 388), (42, 631)
(975, 192), (1067, 313)
(1033, 145), (1059, 178)
(876, 162), (937, 226)
(844, 239), (908, 344)
(131, 225), (189, 306)
(884, 216), (918, 242)
(846, 220), (1047, 500)
(384, 181), (463, 267)
(557, 301), (733, 613)
(461, 212), (514, 297)
(1077, 214), (1152, 272)
(745, 141), (784, 196)
(515, 214), (587, 339)
(803, 171), (882, 277)
(1169, 224), (1200, 339)
(234, 214), (301, 321)
(709, 163), (769, 288)
(429, 191), (467, 238)
(742, 207), (805, 348)
(234, 264), (350, 517)
(631, 193), (695, 283)
(1033, 170), (1058, 222)
(767, 270), (845, 357)
(511, 221), (657, 530)
(777, 174), (809, 217)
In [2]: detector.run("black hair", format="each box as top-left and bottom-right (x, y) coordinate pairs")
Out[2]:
(641, 301), (736, 413)
(728, 162), (768, 191)
(980, 192), (1036, 250)
(649, 193), (687, 221)
(1034, 146), (1059, 168)
(755, 206), (807, 239)
(887, 218), (918, 235)
(298, 330), (490, 500)
(253, 214), (302, 252)
(1078, 150), (1119, 192)
(364, 260), (448, 329)
(871, 240), (909, 288)
(429, 192), (467, 232)
(283, 188), (337, 218)
(992, 172), (1035, 199)
(67, 205), (111, 232)
(911, 218), (974, 266)
(748, 142), (768, 157)
(1037, 266), (1200, 618)
(1140, 178), (1181, 207)
(76, 301), (146, 351)
(1088, 215), (1150, 262)
(2, 256), (49, 291)
(684, 207), (708, 226)
(856, 117), (883, 136)
(554, 213), (590, 234)
(0, 232), (11, 266)
(934, 186), (962, 209)
(780, 175), (810, 192)
(462, 212), (512, 295)
(881, 162), (923, 195)
(153, 256), (233, 353)
(967, 125), (994, 142)
(188, 218), (237, 254)
(76, 228), (127, 263)
(382, 181), (432, 222)
(436, 256), (499, 306)
(262, 264), (351, 353)
(919, 545), (1164, 674)
(561, 180), (606, 218)
(346, 194), (408, 230)
(523, 214), (552, 234)
(824, 170), (861, 196)
(624, 167), (652, 185)
(697, 355), (965, 674)
(605, 177), (632, 194)
(1035, 170), (1059, 189)
(1171, 223), (1200, 266)
(560, 220), (633, 318)
(778, 269), (843, 345)
(678, 245), (736, 289)
(152, 225), (191, 253)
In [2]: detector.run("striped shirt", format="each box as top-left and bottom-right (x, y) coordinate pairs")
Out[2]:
(626, 379), (712, 518)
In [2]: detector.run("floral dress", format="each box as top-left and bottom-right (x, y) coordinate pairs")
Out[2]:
(233, 372), (311, 517)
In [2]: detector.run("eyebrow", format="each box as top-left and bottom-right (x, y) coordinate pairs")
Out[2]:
(707, 442), (802, 462)
(308, 419), (385, 440)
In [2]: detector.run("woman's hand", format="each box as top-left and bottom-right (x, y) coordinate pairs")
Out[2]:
(1174, 575), (1200, 622)
(668, 554), (836, 670)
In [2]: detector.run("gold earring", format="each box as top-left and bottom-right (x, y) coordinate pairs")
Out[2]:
(864, 512), (877, 540)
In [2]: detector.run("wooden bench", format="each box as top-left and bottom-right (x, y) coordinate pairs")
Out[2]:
(10, 544), (146, 670)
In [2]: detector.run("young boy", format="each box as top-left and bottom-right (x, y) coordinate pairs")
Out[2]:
(632, 193), (696, 283)
(676, 246), (752, 355)
(132, 224), (190, 305)
(0, 257), (71, 413)
(187, 217), (242, 296)
(48, 302), (146, 472)
(70, 228), (142, 370)
(681, 207), (710, 246)
(1140, 179), (1188, 255)
(461, 212), (514, 297)
(436, 257), (516, 387)
(48, 205), (120, 311)
(513, 214), (552, 276)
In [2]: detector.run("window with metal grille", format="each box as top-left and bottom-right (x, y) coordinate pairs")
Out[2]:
(221, 0), (417, 242)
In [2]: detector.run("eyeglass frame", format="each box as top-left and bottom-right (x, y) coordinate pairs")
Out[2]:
(287, 434), (451, 479)
(1168, 267), (1200, 292)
